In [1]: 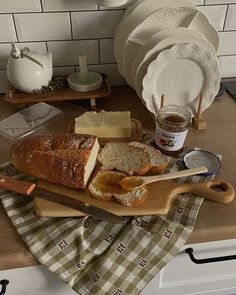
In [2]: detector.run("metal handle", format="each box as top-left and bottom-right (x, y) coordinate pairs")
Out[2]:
(0, 280), (9, 295)
(185, 247), (236, 264)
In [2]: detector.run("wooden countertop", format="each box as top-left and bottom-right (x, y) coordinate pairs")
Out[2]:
(1, 86), (236, 270)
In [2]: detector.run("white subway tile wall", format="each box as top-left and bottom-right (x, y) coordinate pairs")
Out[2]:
(14, 13), (72, 41)
(47, 40), (99, 66)
(0, 0), (236, 93)
(71, 11), (124, 39)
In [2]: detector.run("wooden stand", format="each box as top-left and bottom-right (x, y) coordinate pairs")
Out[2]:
(192, 93), (207, 130)
(4, 73), (111, 110)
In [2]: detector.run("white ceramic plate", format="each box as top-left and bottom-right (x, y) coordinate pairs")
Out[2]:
(114, 0), (145, 38)
(114, 0), (195, 75)
(188, 11), (219, 51)
(129, 7), (197, 45)
(127, 27), (212, 88)
(123, 7), (199, 87)
(142, 43), (220, 117)
(133, 30), (216, 99)
(121, 6), (198, 79)
(123, 6), (219, 87)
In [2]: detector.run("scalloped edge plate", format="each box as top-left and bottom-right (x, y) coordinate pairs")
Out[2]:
(114, 0), (195, 75)
(128, 27), (214, 88)
(134, 32), (217, 101)
(142, 43), (220, 116)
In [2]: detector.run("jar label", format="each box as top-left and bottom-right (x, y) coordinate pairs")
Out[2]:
(155, 126), (188, 151)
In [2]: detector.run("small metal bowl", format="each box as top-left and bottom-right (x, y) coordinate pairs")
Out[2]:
(67, 72), (103, 92)
(184, 150), (221, 176)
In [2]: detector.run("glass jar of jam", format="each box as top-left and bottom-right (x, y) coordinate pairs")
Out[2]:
(155, 105), (192, 156)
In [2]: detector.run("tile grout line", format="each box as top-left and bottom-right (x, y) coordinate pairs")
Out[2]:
(69, 12), (73, 40)
(45, 41), (48, 52)
(0, 8), (124, 15)
(11, 14), (19, 42)
(98, 39), (101, 64)
(39, 0), (43, 12)
(1, 37), (115, 44)
(223, 4), (230, 31)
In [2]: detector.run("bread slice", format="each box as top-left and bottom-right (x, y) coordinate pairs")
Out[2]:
(88, 171), (148, 207)
(98, 142), (151, 175)
(129, 141), (169, 173)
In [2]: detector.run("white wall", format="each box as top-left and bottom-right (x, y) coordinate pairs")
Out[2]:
(0, 0), (235, 93)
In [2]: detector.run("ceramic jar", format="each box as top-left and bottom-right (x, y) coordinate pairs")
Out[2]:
(7, 43), (53, 93)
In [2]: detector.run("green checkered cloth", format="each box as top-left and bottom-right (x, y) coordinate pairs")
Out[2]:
(0, 148), (215, 295)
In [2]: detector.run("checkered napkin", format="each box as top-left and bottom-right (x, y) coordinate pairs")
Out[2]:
(0, 147), (216, 295)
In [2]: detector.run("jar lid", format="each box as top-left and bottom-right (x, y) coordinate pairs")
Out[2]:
(183, 150), (221, 176)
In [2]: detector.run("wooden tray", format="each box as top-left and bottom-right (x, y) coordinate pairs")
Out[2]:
(69, 118), (143, 145)
(4, 74), (111, 110)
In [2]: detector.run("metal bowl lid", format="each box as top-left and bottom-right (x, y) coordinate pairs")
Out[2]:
(184, 150), (221, 176)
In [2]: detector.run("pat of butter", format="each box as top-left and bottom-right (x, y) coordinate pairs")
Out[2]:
(74, 111), (131, 138)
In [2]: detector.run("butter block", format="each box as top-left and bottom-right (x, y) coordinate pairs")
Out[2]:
(74, 111), (131, 138)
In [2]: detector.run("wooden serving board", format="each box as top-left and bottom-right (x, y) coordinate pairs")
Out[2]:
(34, 179), (234, 217)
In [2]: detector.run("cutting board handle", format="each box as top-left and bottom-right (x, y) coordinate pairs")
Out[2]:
(0, 175), (36, 195)
(175, 179), (235, 203)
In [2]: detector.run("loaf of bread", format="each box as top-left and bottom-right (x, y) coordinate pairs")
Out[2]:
(129, 141), (169, 173)
(98, 142), (151, 175)
(10, 133), (100, 189)
(89, 171), (148, 207)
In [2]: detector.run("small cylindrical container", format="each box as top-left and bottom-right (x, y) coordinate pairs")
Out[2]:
(155, 105), (192, 156)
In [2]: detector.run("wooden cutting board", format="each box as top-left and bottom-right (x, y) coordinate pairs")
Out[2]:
(34, 178), (234, 217)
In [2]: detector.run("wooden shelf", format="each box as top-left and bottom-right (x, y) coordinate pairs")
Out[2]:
(4, 73), (112, 110)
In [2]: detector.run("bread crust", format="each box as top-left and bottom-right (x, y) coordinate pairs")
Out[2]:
(10, 133), (98, 189)
(114, 189), (148, 207)
(129, 141), (169, 174)
(98, 142), (152, 175)
(88, 170), (148, 207)
(150, 164), (168, 174)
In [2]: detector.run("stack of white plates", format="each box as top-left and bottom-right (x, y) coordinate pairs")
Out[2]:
(114, 0), (220, 117)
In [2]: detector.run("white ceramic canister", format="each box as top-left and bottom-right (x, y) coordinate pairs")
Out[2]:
(7, 42), (53, 93)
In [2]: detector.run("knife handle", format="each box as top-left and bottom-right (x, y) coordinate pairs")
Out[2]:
(0, 175), (36, 195)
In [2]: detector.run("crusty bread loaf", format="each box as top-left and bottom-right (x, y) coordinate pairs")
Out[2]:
(88, 171), (148, 207)
(97, 142), (151, 175)
(129, 141), (169, 173)
(10, 133), (99, 189)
